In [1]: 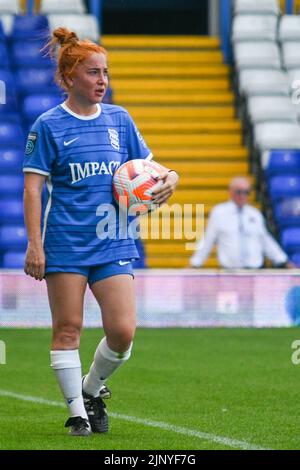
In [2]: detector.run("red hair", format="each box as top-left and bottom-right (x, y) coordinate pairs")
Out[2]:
(44, 27), (107, 90)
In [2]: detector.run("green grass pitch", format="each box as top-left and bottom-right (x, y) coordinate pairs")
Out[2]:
(0, 327), (299, 450)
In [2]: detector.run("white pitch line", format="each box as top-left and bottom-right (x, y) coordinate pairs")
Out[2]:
(0, 389), (269, 450)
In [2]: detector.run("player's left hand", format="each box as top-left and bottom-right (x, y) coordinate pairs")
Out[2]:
(151, 170), (179, 206)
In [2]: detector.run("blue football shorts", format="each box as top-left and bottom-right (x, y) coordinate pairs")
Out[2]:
(45, 260), (134, 287)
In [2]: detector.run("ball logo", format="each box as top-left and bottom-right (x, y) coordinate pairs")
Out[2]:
(108, 128), (120, 150)
(113, 159), (164, 215)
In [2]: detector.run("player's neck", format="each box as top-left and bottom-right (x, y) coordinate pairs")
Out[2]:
(64, 98), (99, 117)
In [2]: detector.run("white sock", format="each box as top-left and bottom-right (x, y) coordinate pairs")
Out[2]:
(50, 349), (89, 421)
(83, 337), (132, 397)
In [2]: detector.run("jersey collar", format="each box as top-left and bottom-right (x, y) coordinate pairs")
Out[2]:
(61, 102), (101, 120)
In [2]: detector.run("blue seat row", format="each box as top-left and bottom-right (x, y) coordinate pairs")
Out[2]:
(264, 150), (300, 266)
(3, 251), (25, 269)
(0, 149), (23, 171)
(0, 200), (23, 223)
(0, 15), (49, 41)
(269, 176), (300, 202)
(265, 150), (300, 178)
(1, 42), (56, 69)
(274, 197), (300, 228)
(281, 228), (300, 254)
(0, 122), (23, 145)
(0, 94), (64, 135)
(0, 225), (26, 249)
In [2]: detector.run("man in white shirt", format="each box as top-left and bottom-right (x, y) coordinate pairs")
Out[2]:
(190, 177), (294, 269)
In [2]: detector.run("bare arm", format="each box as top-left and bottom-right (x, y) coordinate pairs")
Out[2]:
(23, 173), (46, 281)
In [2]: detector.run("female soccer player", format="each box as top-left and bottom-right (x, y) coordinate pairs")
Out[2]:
(23, 28), (179, 436)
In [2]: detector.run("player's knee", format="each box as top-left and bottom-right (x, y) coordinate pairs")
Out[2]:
(106, 328), (135, 354)
(120, 329), (135, 348)
(53, 324), (81, 348)
(117, 328), (135, 351)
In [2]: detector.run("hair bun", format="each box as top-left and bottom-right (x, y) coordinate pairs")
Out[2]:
(53, 27), (79, 46)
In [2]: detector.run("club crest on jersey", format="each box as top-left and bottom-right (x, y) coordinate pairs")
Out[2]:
(69, 161), (120, 184)
(108, 128), (120, 150)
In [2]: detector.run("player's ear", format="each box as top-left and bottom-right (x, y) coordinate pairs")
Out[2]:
(63, 74), (73, 88)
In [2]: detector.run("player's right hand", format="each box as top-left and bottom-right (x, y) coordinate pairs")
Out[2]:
(24, 241), (46, 281)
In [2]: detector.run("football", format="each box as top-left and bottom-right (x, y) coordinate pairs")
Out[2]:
(113, 159), (165, 214)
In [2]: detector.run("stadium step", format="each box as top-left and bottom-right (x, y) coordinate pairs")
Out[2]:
(138, 121), (242, 134)
(168, 189), (255, 204)
(162, 162), (249, 176)
(111, 78), (231, 92)
(177, 176), (253, 189)
(152, 148), (248, 160)
(108, 50), (224, 64)
(104, 34), (252, 269)
(110, 65), (230, 78)
(115, 92), (234, 106)
(127, 106), (236, 121)
(145, 134), (242, 147)
(103, 35), (221, 50)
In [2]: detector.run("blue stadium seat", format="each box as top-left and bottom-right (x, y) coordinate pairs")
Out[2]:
(11, 40), (53, 68)
(265, 150), (300, 177)
(0, 91), (19, 121)
(22, 93), (63, 125)
(0, 109), (21, 123)
(0, 225), (27, 250)
(274, 197), (300, 228)
(2, 251), (25, 268)
(281, 227), (300, 254)
(0, 20), (6, 42)
(0, 149), (23, 171)
(0, 42), (10, 67)
(0, 122), (23, 146)
(0, 70), (20, 119)
(0, 199), (23, 223)
(269, 176), (300, 202)
(0, 69), (14, 89)
(0, 175), (23, 196)
(10, 15), (48, 40)
(15, 67), (58, 95)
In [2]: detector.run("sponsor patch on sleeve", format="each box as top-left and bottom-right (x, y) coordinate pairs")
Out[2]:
(25, 132), (38, 156)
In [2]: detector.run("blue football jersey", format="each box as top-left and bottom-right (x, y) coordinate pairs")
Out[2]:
(23, 103), (152, 267)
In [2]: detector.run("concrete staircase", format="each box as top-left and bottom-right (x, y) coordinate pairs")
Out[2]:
(103, 35), (253, 268)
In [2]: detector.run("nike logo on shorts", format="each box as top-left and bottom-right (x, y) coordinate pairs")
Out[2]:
(119, 260), (131, 266)
(64, 137), (79, 146)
